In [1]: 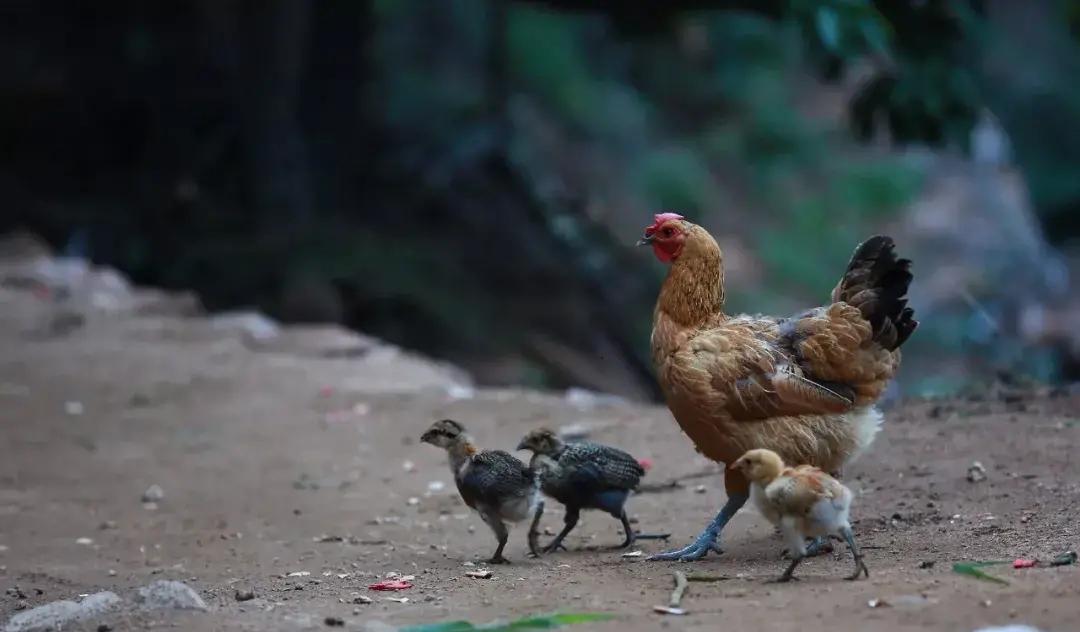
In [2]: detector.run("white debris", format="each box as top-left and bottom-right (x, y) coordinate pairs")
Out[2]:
(64, 401), (84, 416)
(967, 461), (987, 483)
(141, 484), (165, 503)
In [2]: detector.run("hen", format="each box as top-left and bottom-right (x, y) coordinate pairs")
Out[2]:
(732, 448), (868, 582)
(420, 419), (544, 563)
(638, 213), (916, 561)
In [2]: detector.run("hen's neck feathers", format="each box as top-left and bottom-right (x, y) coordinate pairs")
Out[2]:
(656, 225), (726, 328)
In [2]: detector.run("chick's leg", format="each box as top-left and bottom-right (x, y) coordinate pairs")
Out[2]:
(804, 536), (834, 557)
(544, 506), (579, 553)
(614, 509), (635, 549)
(481, 511), (510, 564)
(526, 500), (545, 558)
(840, 525), (869, 580)
(770, 519), (807, 582)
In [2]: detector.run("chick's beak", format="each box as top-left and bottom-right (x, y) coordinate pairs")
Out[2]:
(515, 439), (528, 451)
(636, 233), (654, 247)
(420, 431), (433, 444)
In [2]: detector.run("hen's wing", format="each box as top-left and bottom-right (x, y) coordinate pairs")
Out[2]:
(457, 450), (533, 508)
(776, 236), (917, 406)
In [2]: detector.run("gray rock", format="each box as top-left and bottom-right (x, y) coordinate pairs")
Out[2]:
(4, 591), (121, 632)
(141, 484), (165, 503)
(135, 580), (208, 612)
(77, 592), (122, 618)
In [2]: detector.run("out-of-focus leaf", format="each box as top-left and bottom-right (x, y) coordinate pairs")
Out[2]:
(952, 561), (1010, 585)
(400, 613), (615, 632)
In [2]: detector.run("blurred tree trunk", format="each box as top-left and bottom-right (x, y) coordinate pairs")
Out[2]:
(303, 0), (374, 215)
(201, 0), (314, 225)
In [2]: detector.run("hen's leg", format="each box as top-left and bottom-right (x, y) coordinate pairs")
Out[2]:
(647, 493), (747, 561)
(543, 507), (579, 553)
(840, 525), (869, 580)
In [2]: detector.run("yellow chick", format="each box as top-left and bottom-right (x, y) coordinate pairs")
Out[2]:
(731, 448), (869, 582)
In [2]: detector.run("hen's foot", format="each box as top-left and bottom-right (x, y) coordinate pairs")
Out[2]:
(487, 555), (509, 565)
(647, 534), (723, 562)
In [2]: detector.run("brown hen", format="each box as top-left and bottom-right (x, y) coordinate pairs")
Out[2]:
(639, 213), (916, 561)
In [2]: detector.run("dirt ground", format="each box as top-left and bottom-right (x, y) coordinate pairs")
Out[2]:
(1, 255), (1079, 631)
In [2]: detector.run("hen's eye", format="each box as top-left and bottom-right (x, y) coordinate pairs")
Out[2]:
(662, 228), (674, 237)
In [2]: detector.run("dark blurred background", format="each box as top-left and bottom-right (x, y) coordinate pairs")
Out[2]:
(2, 0), (1079, 400)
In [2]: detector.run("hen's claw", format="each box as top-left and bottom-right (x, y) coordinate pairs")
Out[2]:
(647, 536), (723, 562)
(649, 494), (747, 562)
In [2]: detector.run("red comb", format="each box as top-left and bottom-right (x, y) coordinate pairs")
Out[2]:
(645, 212), (685, 235)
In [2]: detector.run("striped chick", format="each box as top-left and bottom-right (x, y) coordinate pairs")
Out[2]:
(421, 419), (544, 563)
(732, 448), (868, 582)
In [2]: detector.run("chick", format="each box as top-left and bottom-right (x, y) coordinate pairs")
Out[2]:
(420, 419), (543, 563)
(732, 448), (868, 582)
(516, 428), (649, 552)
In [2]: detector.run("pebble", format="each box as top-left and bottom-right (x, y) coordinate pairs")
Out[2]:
(141, 484), (165, 503)
(325, 616), (345, 626)
(64, 401), (84, 416)
(234, 589), (255, 602)
(75, 538), (94, 546)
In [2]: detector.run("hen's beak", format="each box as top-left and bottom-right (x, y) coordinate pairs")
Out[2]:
(636, 234), (654, 247)
(515, 439), (528, 451)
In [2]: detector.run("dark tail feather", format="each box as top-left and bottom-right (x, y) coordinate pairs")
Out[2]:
(833, 235), (918, 351)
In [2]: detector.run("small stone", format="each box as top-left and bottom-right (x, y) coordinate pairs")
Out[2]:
(918, 560), (935, 569)
(64, 401), (84, 416)
(967, 461), (987, 483)
(141, 484), (165, 503)
(235, 589), (255, 602)
(76, 537), (94, 546)
(325, 616), (345, 626)
(406, 497), (419, 506)
(107, 569), (117, 577)
(97, 625), (112, 632)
